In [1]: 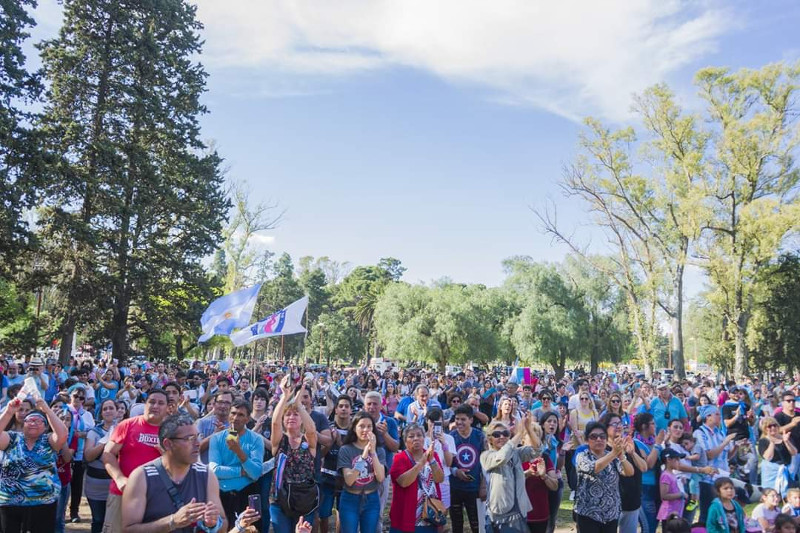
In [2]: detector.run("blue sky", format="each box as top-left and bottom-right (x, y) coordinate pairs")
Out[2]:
(30, 0), (800, 289)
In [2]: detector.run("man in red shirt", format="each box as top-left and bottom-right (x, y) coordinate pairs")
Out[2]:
(101, 389), (168, 533)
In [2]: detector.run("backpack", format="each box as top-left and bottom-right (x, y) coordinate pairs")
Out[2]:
(276, 436), (319, 519)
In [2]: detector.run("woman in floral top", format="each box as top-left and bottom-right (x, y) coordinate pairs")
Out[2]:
(0, 396), (68, 532)
(574, 421), (634, 533)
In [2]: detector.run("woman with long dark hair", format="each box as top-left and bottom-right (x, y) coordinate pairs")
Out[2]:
(337, 412), (386, 533)
(83, 399), (117, 533)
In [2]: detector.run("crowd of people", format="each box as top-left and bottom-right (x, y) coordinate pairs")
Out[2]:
(3, 354), (800, 533)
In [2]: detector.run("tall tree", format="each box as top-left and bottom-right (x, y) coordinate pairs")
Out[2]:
(694, 63), (800, 379)
(0, 0), (45, 277)
(538, 123), (663, 377)
(39, 0), (229, 362)
(748, 254), (800, 374)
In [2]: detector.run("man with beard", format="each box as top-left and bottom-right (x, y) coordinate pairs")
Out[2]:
(122, 413), (244, 533)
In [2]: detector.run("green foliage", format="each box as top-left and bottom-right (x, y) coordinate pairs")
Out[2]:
(0, 0), (46, 277)
(38, 0), (229, 362)
(748, 254), (800, 373)
(303, 311), (364, 365)
(0, 278), (38, 355)
(374, 282), (511, 372)
(694, 62), (800, 378)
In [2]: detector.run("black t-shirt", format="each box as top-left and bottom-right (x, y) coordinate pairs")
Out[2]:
(758, 438), (793, 465)
(619, 448), (644, 511)
(721, 403), (750, 441)
(775, 411), (800, 450)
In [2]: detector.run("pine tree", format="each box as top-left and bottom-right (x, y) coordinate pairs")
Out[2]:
(0, 0), (45, 277)
(39, 0), (229, 362)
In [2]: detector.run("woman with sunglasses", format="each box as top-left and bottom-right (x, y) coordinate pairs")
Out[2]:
(0, 396), (68, 532)
(758, 416), (797, 497)
(481, 413), (540, 532)
(574, 421), (634, 533)
(599, 392), (630, 429)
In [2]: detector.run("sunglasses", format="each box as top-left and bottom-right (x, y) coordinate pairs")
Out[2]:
(785, 399), (796, 403)
(767, 424), (779, 429)
(72, 396), (85, 401)
(541, 397), (552, 401)
(610, 399), (621, 404)
(491, 430), (511, 439)
(580, 397), (590, 401)
(587, 433), (607, 441)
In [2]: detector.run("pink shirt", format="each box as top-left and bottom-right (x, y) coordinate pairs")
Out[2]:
(657, 470), (685, 520)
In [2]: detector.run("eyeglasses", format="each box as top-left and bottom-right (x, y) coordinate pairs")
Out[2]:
(580, 397), (590, 401)
(169, 434), (200, 443)
(491, 430), (510, 438)
(608, 421), (623, 428)
(587, 433), (607, 441)
(610, 399), (621, 404)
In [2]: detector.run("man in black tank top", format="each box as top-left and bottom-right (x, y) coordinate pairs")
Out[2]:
(122, 413), (257, 532)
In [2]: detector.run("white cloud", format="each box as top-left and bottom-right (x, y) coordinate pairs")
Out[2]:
(194, 0), (735, 120)
(249, 233), (276, 246)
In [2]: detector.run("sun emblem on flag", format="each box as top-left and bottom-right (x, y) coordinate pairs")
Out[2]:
(223, 312), (234, 319)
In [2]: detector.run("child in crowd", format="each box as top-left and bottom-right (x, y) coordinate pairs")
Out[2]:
(664, 514), (692, 533)
(752, 489), (781, 532)
(781, 489), (800, 518)
(660, 448), (688, 524)
(707, 477), (746, 533)
(774, 514), (798, 533)
(681, 432), (702, 512)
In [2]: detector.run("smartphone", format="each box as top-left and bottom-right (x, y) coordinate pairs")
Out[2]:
(248, 494), (261, 513)
(433, 421), (443, 437)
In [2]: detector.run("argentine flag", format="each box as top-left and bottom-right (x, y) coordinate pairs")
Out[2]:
(198, 284), (262, 342)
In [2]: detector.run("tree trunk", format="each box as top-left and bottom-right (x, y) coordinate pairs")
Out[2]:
(734, 312), (748, 380)
(175, 335), (184, 360)
(59, 318), (75, 365)
(671, 266), (686, 379)
(111, 301), (130, 363)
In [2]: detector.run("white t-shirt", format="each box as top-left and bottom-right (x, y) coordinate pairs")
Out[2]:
(752, 503), (779, 530)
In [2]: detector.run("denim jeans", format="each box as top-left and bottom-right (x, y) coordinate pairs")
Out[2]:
(56, 482), (70, 533)
(618, 508), (640, 533)
(259, 473), (272, 530)
(546, 478), (564, 533)
(640, 484), (659, 533)
(87, 498), (107, 533)
(270, 502), (316, 533)
(339, 491), (380, 533)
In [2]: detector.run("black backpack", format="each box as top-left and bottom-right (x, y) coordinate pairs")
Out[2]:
(277, 436), (319, 519)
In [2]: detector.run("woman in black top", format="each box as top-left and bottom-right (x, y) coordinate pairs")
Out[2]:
(758, 416), (797, 495)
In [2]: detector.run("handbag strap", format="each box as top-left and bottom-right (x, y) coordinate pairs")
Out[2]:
(153, 457), (184, 511)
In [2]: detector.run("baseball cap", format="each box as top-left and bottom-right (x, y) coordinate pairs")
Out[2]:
(661, 447), (686, 460)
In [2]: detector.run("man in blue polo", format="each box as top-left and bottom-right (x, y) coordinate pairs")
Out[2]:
(640, 381), (688, 433)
